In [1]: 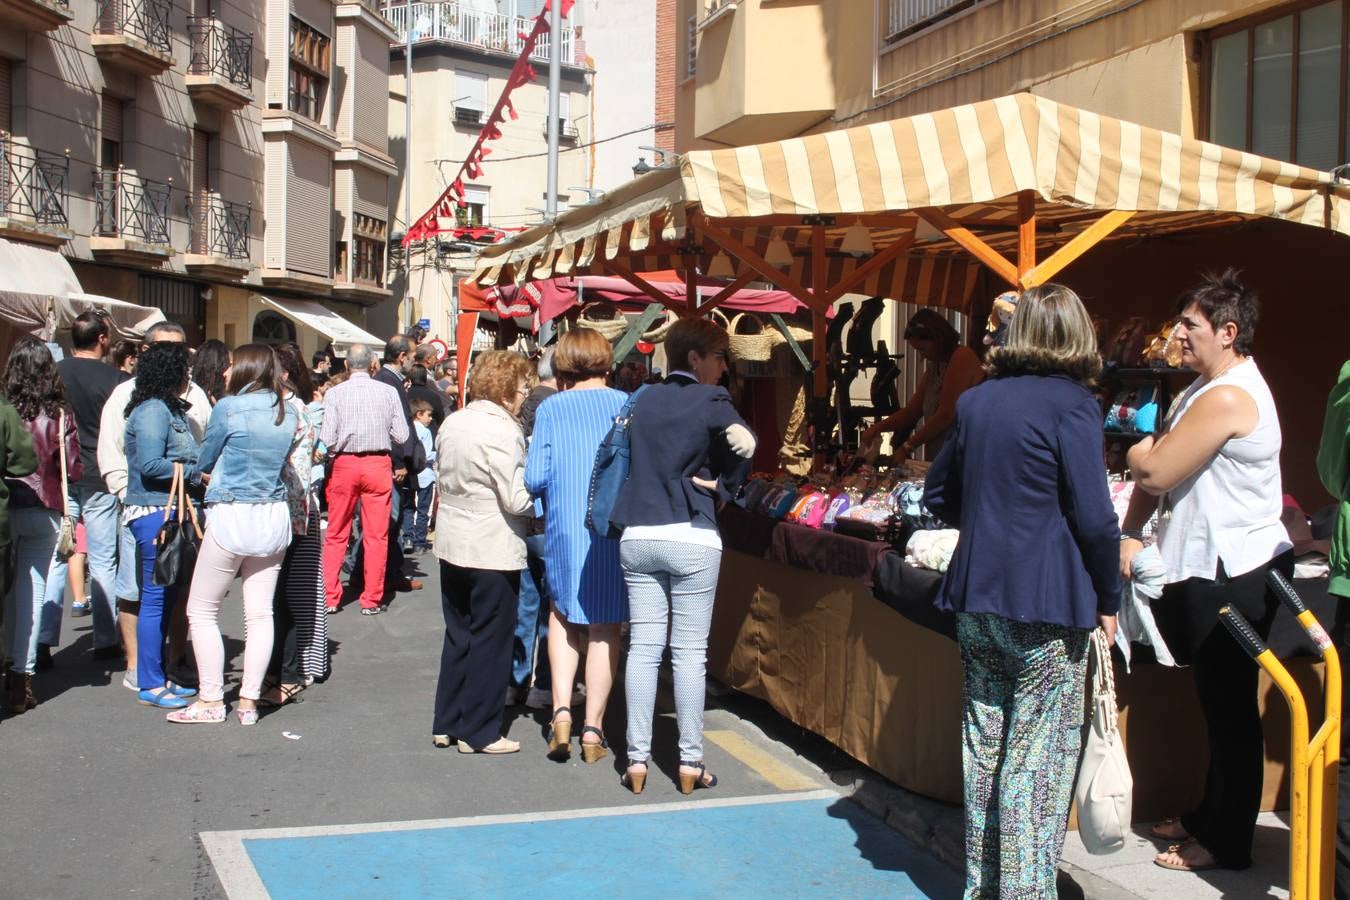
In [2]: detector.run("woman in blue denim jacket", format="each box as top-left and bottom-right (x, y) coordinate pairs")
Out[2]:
(167, 345), (299, 726)
(123, 341), (202, 710)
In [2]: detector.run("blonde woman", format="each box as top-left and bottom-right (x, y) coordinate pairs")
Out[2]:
(923, 285), (1120, 897)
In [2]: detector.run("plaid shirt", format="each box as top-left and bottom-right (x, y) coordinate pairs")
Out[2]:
(320, 371), (409, 454)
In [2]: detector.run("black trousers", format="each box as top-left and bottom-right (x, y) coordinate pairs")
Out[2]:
(1156, 552), (1294, 869)
(432, 561), (519, 749)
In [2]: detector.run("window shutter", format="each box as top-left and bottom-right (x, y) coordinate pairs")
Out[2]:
(102, 94), (123, 144)
(0, 60), (11, 136)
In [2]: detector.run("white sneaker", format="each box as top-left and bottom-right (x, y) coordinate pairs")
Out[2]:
(122, 673), (138, 692)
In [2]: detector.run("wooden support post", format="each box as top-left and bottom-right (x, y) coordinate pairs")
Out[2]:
(916, 207), (1020, 288)
(600, 259), (676, 308)
(1020, 210), (1136, 289)
(695, 270), (756, 317)
(684, 263), (697, 310)
(1017, 190), (1037, 279)
(811, 227), (828, 404)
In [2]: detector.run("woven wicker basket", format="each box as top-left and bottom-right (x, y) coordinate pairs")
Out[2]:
(640, 309), (679, 343)
(727, 312), (776, 362)
(577, 302), (629, 340)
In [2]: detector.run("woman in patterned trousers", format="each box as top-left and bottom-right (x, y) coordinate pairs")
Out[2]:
(924, 285), (1122, 897)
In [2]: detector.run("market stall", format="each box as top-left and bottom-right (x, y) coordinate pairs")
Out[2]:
(470, 93), (1350, 812)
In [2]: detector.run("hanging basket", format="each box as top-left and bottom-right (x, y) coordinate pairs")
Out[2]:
(727, 312), (776, 362)
(577, 302), (629, 340)
(709, 308), (731, 331)
(640, 308), (679, 343)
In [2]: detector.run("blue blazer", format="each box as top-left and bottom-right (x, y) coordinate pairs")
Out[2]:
(924, 374), (1121, 631)
(611, 375), (753, 531)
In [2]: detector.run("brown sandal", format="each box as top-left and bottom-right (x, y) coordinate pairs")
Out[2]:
(1148, 817), (1190, 842)
(1154, 842), (1218, 872)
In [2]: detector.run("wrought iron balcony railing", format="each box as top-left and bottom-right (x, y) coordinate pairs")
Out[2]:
(885, 0), (990, 42)
(95, 0), (172, 54)
(188, 17), (253, 89)
(0, 134), (69, 227)
(383, 2), (574, 65)
(94, 168), (171, 245)
(189, 192), (250, 259)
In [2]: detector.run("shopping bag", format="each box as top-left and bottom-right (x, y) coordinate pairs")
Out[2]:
(1073, 629), (1133, 854)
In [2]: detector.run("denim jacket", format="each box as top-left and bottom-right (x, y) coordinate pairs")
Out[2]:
(124, 399), (202, 507)
(197, 390), (298, 505)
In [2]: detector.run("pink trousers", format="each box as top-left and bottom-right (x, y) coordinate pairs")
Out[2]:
(186, 528), (285, 702)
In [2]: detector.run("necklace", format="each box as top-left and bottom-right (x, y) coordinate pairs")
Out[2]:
(1206, 354), (1245, 384)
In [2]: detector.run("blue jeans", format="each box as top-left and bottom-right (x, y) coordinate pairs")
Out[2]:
(130, 513), (177, 691)
(401, 483), (434, 548)
(35, 543), (68, 651)
(65, 486), (121, 649)
(115, 517), (138, 603)
(511, 533), (552, 690)
(4, 508), (59, 675)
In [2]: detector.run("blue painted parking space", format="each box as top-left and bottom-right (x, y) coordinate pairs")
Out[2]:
(221, 792), (960, 898)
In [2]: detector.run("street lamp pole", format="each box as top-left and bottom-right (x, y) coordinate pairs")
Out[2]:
(545, 0), (561, 219)
(403, 0), (414, 330)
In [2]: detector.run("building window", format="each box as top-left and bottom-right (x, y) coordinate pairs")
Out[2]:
(459, 186), (489, 227)
(1206, 0), (1349, 170)
(289, 17), (330, 122)
(454, 70), (488, 126)
(882, 0), (994, 45)
(353, 213), (386, 285)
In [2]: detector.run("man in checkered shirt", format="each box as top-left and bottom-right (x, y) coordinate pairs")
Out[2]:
(320, 344), (409, 615)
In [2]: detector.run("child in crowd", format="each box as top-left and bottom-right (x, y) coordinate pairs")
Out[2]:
(403, 399), (437, 553)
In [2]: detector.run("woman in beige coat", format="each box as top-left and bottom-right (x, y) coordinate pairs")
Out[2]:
(431, 350), (536, 754)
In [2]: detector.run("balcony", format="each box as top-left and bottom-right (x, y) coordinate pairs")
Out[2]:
(186, 18), (253, 110)
(0, 0), (72, 33)
(92, 168), (174, 265)
(92, 0), (174, 77)
(0, 135), (71, 247)
(882, 0), (994, 44)
(382, 2), (576, 66)
(184, 193), (251, 279)
(541, 120), (579, 143)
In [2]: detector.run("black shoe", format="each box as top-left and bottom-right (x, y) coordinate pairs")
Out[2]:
(35, 644), (53, 671)
(92, 645), (124, 661)
(166, 658), (199, 689)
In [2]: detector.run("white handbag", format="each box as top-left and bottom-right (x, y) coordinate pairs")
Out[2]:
(1073, 629), (1133, 854)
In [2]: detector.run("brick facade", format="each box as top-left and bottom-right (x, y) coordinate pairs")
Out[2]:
(653, 0), (676, 154)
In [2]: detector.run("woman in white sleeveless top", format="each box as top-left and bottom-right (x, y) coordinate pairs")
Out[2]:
(1121, 270), (1293, 873)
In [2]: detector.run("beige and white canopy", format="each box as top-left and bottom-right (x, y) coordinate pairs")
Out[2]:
(472, 92), (1350, 313)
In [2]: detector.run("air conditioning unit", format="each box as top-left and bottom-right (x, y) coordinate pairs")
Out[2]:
(454, 106), (484, 126)
(543, 119), (580, 143)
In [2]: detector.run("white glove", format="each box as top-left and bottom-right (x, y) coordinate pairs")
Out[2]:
(725, 423), (757, 458)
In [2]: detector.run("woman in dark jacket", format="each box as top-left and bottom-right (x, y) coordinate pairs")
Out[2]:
(3, 338), (81, 713)
(124, 342), (202, 710)
(611, 318), (756, 794)
(924, 284), (1120, 897)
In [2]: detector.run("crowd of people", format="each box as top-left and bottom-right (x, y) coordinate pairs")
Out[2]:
(1, 271), (1346, 897)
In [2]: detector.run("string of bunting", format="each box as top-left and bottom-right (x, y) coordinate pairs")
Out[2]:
(403, 0), (576, 245)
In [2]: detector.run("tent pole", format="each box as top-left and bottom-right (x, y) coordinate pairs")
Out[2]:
(600, 259), (677, 308)
(695, 270), (755, 316)
(811, 227), (828, 410)
(1018, 190), (1036, 280)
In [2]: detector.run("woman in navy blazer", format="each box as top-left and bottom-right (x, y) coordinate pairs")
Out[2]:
(611, 318), (755, 795)
(924, 284), (1120, 898)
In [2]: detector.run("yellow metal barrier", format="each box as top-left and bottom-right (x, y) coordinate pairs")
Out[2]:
(1219, 569), (1341, 899)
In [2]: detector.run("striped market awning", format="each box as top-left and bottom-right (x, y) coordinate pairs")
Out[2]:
(471, 93), (1350, 311)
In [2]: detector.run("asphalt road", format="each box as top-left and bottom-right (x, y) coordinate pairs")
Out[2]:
(0, 551), (956, 899)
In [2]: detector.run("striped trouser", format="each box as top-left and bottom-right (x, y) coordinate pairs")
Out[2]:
(957, 612), (1089, 900)
(620, 538), (721, 764)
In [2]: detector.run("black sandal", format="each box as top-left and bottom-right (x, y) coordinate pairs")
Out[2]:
(257, 681), (305, 709)
(678, 760), (717, 794)
(580, 725), (609, 764)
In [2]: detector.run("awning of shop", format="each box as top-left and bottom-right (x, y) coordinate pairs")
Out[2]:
(470, 92), (1350, 307)
(256, 295), (383, 356)
(0, 239), (165, 340)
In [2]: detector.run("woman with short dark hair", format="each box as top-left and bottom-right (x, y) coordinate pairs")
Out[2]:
(611, 318), (756, 794)
(861, 308), (983, 459)
(167, 344), (299, 725)
(191, 339), (232, 407)
(523, 327), (629, 763)
(3, 339), (81, 714)
(1123, 270), (1293, 872)
(924, 284), (1120, 896)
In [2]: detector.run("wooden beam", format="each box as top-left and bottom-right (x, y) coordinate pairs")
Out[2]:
(694, 269), (757, 317)
(713, 213), (920, 230)
(916, 207), (1020, 288)
(811, 227), (828, 403)
(821, 235), (915, 305)
(1020, 210), (1136, 289)
(600, 258), (677, 309)
(611, 302), (667, 364)
(684, 264), (698, 309)
(691, 214), (820, 312)
(1017, 190), (1037, 278)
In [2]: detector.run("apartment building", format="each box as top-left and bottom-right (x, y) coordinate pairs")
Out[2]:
(0, 0), (395, 355)
(384, 0), (591, 336)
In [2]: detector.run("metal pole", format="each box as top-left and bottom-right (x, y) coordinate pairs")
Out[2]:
(545, 0), (561, 217)
(403, 0), (413, 330)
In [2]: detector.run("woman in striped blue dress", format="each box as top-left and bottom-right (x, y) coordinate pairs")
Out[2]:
(524, 328), (628, 764)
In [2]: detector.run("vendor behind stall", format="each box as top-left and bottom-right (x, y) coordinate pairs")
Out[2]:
(860, 309), (983, 460)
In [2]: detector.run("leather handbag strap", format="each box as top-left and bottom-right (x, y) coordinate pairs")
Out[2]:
(1091, 630), (1119, 734)
(57, 410), (70, 515)
(163, 462), (182, 524)
(181, 470), (203, 540)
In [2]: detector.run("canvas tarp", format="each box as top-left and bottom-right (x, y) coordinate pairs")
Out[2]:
(255, 295), (383, 357)
(0, 239), (165, 340)
(471, 92), (1350, 309)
